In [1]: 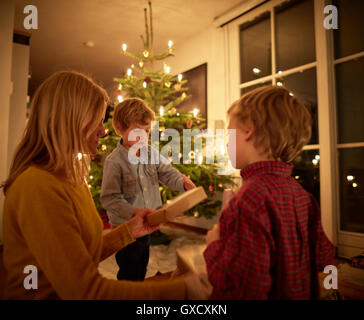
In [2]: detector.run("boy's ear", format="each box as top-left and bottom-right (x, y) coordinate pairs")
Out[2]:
(114, 124), (123, 136)
(244, 125), (254, 141)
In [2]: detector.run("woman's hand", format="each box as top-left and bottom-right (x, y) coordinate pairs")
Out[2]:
(205, 224), (220, 246)
(126, 208), (160, 239)
(183, 176), (196, 191)
(183, 273), (212, 300)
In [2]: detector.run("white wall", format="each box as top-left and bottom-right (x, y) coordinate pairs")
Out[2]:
(8, 43), (30, 167)
(167, 25), (229, 131)
(0, 0), (15, 245)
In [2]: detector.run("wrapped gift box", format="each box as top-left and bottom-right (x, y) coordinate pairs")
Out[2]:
(146, 186), (207, 225)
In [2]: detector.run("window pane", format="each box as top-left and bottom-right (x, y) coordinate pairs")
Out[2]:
(336, 56), (364, 143)
(277, 68), (318, 145)
(275, 0), (315, 71)
(292, 150), (320, 204)
(339, 148), (364, 233)
(240, 12), (271, 83)
(240, 80), (272, 95)
(333, 0), (364, 59)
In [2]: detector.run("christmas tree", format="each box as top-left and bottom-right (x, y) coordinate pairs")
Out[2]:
(88, 1), (236, 222)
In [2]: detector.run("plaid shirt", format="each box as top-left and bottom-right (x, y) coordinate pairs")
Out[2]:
(204, 161), (335, 299)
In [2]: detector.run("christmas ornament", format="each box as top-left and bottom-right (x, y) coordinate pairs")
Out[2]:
(174, 83), (181, 91)
(186, 118), (193, 129)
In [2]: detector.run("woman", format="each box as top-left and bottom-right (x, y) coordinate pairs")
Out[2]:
(1, 71), (207, 299)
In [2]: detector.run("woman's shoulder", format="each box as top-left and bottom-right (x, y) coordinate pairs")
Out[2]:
(8, 166), (68, 195)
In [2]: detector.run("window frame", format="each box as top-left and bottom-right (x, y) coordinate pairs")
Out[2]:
(223, 0), (364, 257)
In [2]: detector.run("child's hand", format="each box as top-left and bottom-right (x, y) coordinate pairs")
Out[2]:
(127, 208), (160, 238)
(183, 175), (196, 190)
(205, 224), (220, 246)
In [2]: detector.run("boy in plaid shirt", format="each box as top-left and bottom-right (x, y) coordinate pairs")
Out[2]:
(204, 86), (335, 299)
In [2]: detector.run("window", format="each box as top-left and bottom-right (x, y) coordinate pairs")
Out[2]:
(226, 0), (364, 257)
(334, 0), (364, 235)
(275, 0), (316, 71)
(240, 12), (271, 83)
(238, 0), (319, 203)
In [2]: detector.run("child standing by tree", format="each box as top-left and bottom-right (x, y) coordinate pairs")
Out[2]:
(101, 98), (195, 281)
(204, 86), (335, 299)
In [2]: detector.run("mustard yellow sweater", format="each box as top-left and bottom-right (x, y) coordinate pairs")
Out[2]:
(1, 166), (185, 299)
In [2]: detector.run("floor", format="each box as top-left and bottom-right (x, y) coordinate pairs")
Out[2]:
(98, 223), (364, 300)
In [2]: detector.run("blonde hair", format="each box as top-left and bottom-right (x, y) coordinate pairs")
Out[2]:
(228, 85), (312, 162)
(113, 98), (155, 133)
(2, 70), (108, 193)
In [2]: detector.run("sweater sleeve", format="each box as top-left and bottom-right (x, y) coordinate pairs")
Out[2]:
(15, 176), (186, 300)
(100, 224), (135, 262)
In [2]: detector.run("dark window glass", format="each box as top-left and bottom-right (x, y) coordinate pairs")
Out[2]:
(275, 0), (315, 71)
(292, 149), (320, 204)
(240, 12), (271, 83)
(336, 56), (364, 143)
(277, 68), (318, 145)
(333, 0), (364, 59)
(339, 148), (364, 233)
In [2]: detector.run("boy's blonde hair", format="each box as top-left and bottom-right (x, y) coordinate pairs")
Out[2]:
(113, 98), (155, 133)
(2, 70), (108, 193)
(228, 85), (312, 162)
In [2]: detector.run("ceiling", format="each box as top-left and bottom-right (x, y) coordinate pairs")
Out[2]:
(14, 0), (245, 96)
